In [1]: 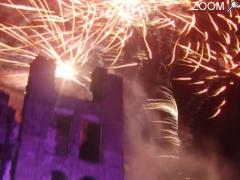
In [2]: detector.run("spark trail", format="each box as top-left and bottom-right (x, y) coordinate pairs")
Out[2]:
(146, 86), (180, 154)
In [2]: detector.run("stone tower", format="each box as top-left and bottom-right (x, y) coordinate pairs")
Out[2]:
(13, 56), (124, 180)
(0, 91), (17, 180)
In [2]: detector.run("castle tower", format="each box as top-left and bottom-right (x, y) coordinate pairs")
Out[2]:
(90, 68), (124, 179)
(0, 91), (17, 180)
(26, 55), (56, 98)
(13, 57), (124, 180)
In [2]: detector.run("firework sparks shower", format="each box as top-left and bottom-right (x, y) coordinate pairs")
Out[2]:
(0, 0), (192, 90)
(173, 0), (240, 118)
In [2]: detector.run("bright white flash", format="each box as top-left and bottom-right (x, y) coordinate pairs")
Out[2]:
(55, 63), (77, 80)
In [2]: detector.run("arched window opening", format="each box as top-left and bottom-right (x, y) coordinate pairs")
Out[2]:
(51, 170), (68, 180)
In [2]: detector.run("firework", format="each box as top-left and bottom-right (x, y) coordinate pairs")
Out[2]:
(2, 0), (235, 118)
(0, 0), (193, 91)
(174, 0), (240, 118)
(146, 86), (180, 151)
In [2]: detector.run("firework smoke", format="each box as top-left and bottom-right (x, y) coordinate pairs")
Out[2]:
(124, 80), (180, 180)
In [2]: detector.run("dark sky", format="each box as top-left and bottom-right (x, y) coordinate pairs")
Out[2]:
(172, 64), (240, 179)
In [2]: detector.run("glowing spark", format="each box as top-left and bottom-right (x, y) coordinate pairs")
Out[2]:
(211, 86), (227, 97)
(209, 109), (221, 119)
(196, 88), (208, 95)
(173, 77), (192, 81)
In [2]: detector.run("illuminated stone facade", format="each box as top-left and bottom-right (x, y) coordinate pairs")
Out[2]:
(0, 56), (124, 180)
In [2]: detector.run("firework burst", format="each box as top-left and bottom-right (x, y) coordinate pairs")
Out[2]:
(0, 0), (192, 91)
(174, 0), (240, 118)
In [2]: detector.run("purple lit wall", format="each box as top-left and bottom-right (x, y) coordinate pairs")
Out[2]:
(11, 56), (124, 180)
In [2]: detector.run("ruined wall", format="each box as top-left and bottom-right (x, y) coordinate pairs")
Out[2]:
(13, 59), (124, 180)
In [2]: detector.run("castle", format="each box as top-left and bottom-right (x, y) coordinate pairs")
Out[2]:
(0, 56), (124, 180)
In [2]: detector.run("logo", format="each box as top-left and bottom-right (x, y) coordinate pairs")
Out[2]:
(192, 1), (225, 11)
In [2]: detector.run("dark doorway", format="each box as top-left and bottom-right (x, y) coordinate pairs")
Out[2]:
(51, 170), (67, 180)
(79, 121), (102, 163)
(54, 114), (73, 156)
